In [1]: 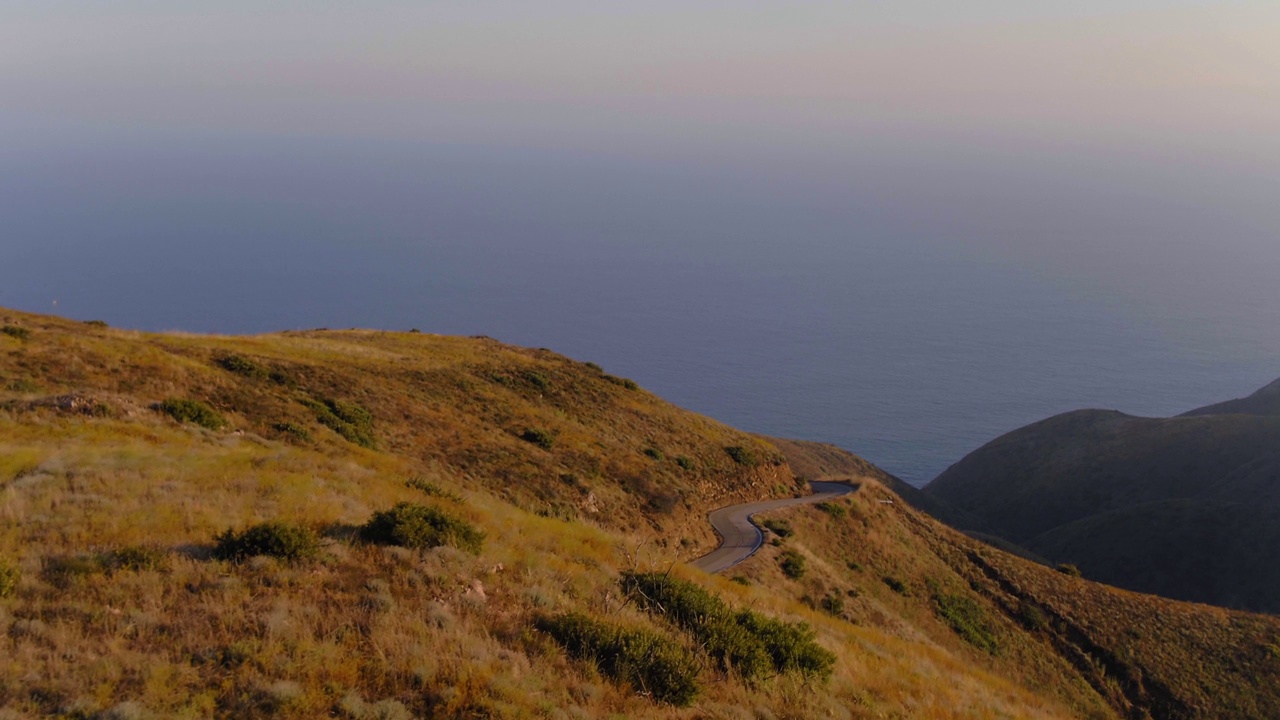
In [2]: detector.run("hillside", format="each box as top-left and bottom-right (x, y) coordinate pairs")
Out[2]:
(1180, 377), (1280, 417)
(924, 380), (1280, 612)
(2, 308), (1278, 719)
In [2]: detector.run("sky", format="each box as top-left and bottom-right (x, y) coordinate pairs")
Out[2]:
(4, 2), (1278, 151)
(7, 0), (1277, 326)
(3, 2), (1279, 481)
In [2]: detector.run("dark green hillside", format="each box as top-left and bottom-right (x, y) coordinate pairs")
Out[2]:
(924, 378), (1280, 613)
(927, 408), (1280, 542)
(1026, 499), (1280, 610)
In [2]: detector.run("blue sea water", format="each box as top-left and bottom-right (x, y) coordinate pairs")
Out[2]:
(4, 126), (1278, 485)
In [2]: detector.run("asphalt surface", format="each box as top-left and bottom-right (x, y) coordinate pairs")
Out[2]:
(689, 481), (856, 573)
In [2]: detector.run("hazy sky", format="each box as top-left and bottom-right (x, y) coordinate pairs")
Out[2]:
(3, 2), (1279, 480)
(4, 2), (1278, 151)
(5, 1), (1277, 315)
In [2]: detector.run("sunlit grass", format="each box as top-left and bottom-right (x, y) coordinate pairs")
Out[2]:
(1, 307), (1272, 719)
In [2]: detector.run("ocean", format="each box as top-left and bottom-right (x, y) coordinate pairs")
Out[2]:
(4, 126), (1278, 486)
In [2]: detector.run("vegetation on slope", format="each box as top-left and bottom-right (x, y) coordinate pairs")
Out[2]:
(0, 308), (1090, 719)
(731, 475), (1280, 720)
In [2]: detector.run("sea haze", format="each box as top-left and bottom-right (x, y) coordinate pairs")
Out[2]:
(4, 121), (1277, 486)
(3, 3), (1279, 484)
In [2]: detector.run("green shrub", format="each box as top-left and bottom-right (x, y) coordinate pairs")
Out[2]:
(816, 501), (847, 519)
(520, 428), (555, 450)
(621, 572), (771, 679)
(584, 362), (603, 372)
(272, 422), (311, 442)
(882, 575), (909, 595)
(1056, 563), (1082, 577)
(83, 320), (109, 328)
(621, 572), (834, 682)
(0, 559), (19, 598)
(213, 521), (320, 563)
(359, 502), (484, 554)
(933, 594), (999, 654)
(762, 518), (792, 538)
(1017, 600), (1049, 632)
(1, 326), (31, 341)
(643, 447), (664, 461)
(303, 398), (376, 448)
(537, 612), (700, 706)
(724, 445), (757, 466)
(521, 370), (551, 391)
(779, 551), (806, 579)
(604, 375), (640, 391)
(405, 476), (463, 503)
(734, 610), (836, 678)
(159, 398), (226, 430)
(819, 593), (845, 616)
(730, 575), (751, 586)
(675, 456), (695, 471)
(107, 545), (169, 572)
(216, 354), (267, 379)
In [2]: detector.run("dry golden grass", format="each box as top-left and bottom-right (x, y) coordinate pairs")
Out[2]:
(1, 307), (1273, 719)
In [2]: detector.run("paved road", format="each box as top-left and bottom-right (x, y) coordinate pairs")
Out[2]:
(690, 481), (856, 573)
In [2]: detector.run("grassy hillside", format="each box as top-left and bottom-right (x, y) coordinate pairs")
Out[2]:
(721, 476), (1280, 720)
(924, 381), (1280, 613)
(767, 437), (987, 531)
(2, 308), (1277, 719)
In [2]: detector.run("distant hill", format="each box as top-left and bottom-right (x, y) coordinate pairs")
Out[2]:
(924, 379), (1280, 613)
(1181, 376), (1280, 417)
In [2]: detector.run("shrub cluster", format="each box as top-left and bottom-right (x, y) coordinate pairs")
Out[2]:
(933, 593), (1000, 654)
(519, 428), (555, 450)
(604, 375), (640, 391)
(159, 398), (226, 430)
(1056, 563), (1082, 577)
(213, 521), (320, 563)
(304, 398), (376, 448)
(724, 445), (757, 467)
(621, 572), (835, 681)
(521, 370), (551, 392)
(674, 456), (695, 471)
(779, 550), (806, 579)
(359, 502), (484, 554)
(537, 612), (700, 706)
(272, 422), (311, 442)
(1, 326), (31, 341)
(216, 354), (267, 379)
(762, 518), (793, 538)
(816, 501), (847, 520)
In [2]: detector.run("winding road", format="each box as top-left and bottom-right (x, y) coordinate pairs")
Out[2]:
(690, 481), (856, 573)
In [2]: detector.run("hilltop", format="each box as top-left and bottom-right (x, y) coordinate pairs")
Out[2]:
(1180, 377), (1280, 418)
(925, 379), (1280, 612)
(2, 308), (1278, 719)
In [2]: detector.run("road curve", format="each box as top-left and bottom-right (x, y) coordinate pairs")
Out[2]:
(690, 481), (856, 574)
